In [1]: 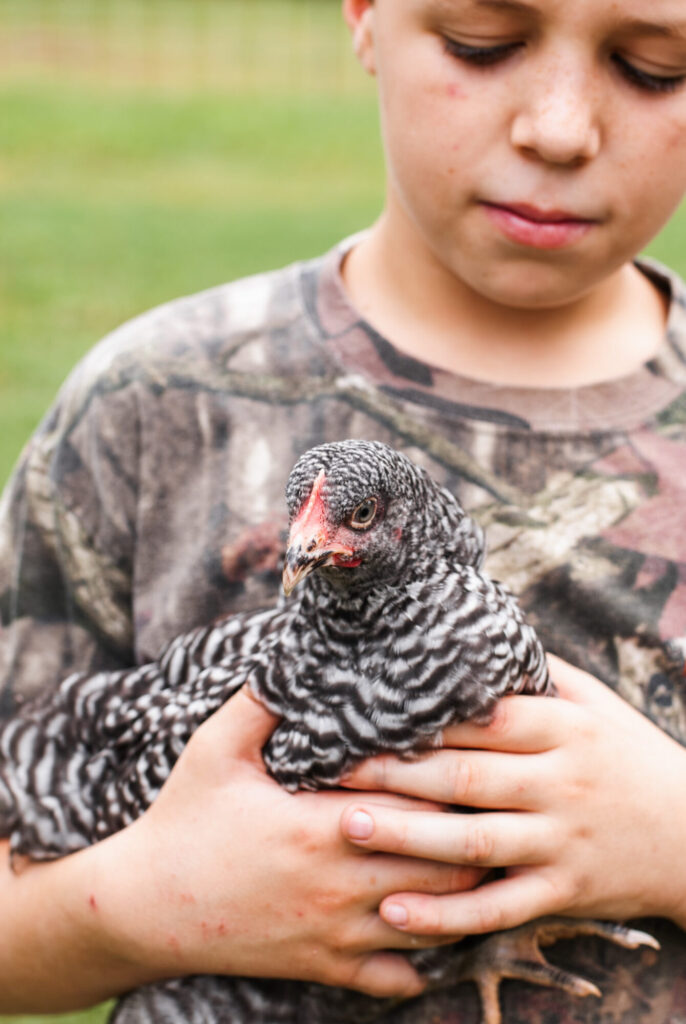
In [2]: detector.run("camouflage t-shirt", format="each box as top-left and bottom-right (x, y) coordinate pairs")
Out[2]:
(1, 241), (686, 1023)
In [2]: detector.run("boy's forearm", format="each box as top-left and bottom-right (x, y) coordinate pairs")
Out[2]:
(0, 838), (157, 1013)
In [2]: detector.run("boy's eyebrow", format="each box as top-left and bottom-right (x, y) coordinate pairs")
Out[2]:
(453, 0), (686, 39)
(430, 0), (539, 21)
(619, 18), (686, 41)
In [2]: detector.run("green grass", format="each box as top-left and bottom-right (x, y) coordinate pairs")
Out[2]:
(0, 0), (383, 483)
(0, 0), (363, 94)
(0, 1010), (112, 1024)
(0, 83), (384, 484)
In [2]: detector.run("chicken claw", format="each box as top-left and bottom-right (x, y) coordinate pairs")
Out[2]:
(416, 916), (659, 1024)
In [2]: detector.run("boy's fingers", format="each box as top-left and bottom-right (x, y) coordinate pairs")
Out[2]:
(341, 952), (425, 999)
(440, 694), (565, 752)
(199, 686), (280, 758)
(342, 750), (541, 810)
(546, 653), (612, 703)
(342, 805), (553, 867)
(351, 911), (462, 955)
(379, 872), (555, 937)
(365, 854), (486, 901)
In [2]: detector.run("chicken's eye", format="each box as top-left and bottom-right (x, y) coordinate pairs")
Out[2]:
(348, 497), (378, 530)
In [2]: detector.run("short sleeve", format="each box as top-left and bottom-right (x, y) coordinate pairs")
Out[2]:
(0, 358), (141, 719)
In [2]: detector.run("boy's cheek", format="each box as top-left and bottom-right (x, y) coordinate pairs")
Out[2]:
(662, 113), (686, 157)
(446, 82), (468, 101)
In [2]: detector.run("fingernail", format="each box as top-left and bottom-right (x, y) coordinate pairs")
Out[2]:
(383, 903), (409, 927)
(346, 810), (374, 840)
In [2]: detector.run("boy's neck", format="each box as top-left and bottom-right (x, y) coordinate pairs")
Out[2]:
(341, 215), (668, 390)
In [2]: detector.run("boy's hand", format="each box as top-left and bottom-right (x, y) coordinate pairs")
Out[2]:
(93, 688), (480, 999)
(340, 655), (686, 937)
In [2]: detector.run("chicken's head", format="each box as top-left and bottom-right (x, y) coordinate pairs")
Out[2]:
(282, 439), (477, 596)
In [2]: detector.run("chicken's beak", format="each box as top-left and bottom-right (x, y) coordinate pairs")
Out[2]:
(282, 543), (326, 596)
(282, 467), (357, 597)
(282, 538), (356, 597)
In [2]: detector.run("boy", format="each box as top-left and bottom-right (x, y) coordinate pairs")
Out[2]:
(2, 0), (686, 1021)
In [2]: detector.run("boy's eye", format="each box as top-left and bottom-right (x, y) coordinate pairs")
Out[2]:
(612, 54), (686, 95)
(443, 37), (686, 96)
(443, 38), (523, 67)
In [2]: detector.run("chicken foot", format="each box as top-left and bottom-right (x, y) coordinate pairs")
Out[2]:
(414, 916), (659, 1024)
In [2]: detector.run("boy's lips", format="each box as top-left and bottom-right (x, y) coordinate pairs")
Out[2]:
(480, 200), (597, 250)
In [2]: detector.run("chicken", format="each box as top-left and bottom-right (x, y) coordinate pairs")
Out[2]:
(0, 439), (656, 1024)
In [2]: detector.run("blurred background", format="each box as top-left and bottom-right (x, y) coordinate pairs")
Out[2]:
(0, 2), (685, 1022)
(0, 0), (383, 490)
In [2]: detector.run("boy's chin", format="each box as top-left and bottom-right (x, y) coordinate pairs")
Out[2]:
(455, 256), (613, 312)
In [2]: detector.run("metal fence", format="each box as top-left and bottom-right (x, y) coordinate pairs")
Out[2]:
(1, 0), (365, 94)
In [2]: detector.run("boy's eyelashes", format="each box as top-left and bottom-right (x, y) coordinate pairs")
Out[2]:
(442, 38), (522, 66)
(610, 54), (686, 95)
(442, 37), (686, 95)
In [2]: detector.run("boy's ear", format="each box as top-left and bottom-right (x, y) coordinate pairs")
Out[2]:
(342, 0), (377, 76)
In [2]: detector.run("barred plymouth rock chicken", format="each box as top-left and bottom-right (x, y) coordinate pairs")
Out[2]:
(0, 440), (656, 1024)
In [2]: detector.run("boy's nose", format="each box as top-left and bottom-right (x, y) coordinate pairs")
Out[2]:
(510, 58), (601, 167)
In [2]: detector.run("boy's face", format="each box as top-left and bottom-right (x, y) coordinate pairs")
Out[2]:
(345, 0), (686, 309)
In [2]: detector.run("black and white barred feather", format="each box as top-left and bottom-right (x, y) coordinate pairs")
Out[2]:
(0, 439), (551, 1023)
